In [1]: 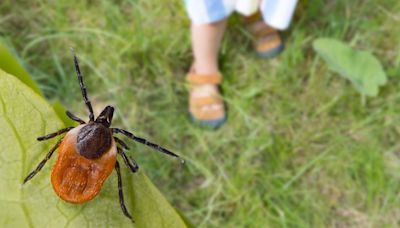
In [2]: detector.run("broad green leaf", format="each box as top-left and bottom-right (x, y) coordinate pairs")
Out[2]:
(313, 38), (387, 97)
(0, 69), (188, 228)
(0, 42), (42, 95)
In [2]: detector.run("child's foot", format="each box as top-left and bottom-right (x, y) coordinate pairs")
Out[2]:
(244, 14), (284, 58)
(187, 68), (226, 129)
(250, 21), (284, 57)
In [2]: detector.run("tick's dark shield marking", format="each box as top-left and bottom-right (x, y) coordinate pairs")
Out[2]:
(23, 49), (181, 222)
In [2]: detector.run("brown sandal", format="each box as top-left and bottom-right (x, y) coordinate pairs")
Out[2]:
(244, 13), (284, 57)
(186, 72), (226, 128)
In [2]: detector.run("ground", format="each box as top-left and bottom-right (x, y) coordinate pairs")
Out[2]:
(1, 0), (400, 227)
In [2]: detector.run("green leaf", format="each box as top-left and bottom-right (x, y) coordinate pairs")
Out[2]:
(313, 38), (387, 97)
(0, 69), (188, 227)
(0, 42), (42, 96)
(129, 172), (189, 228)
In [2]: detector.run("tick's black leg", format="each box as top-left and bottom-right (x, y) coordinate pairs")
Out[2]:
(115, 161), (134, 222)
(23, 139), (62, 184)
(117, 147), (139, 173)
(70, 48), (94, 122)
(66, 111), (85, 124)
(37, 127), (74, 141)
(114, 137), (129, 150)
(111, 128), (180, 158)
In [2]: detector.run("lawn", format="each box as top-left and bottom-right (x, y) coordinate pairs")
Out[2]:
(1, 0), (400, 227)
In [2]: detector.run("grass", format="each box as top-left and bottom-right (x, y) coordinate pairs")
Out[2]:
(1, 0), (400, 227)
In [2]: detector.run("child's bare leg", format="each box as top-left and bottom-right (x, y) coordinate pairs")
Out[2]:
(191, 19), (227, 74)
(188, 19), (227, 128)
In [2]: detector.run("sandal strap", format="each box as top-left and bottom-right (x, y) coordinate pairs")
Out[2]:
(190, 96), (222, 108)
(187, 73), (222, 85)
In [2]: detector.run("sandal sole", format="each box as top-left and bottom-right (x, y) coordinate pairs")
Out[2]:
(256, 43), (284, 58)
(190, 113), (227, 129)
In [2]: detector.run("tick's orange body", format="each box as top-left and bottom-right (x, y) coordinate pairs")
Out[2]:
(51, 125), (117, 203)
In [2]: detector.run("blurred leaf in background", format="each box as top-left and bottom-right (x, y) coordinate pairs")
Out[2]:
(313, 38), (387, 97)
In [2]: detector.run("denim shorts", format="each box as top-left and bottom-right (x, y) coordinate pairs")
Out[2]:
(183, 0), (298, 30)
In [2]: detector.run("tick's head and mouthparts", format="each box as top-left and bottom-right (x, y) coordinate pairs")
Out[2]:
(76, 105), (115, 159)
(95, 105), (114, 128)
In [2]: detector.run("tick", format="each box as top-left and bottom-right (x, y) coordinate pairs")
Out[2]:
(23, 49), (180, 222)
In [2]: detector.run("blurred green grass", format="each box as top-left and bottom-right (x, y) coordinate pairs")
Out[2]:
(1, 0), (400, 227)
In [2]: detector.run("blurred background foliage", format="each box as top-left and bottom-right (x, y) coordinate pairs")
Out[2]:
(1, 0), (400, 227)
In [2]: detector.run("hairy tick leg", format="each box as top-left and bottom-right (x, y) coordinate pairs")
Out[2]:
(115, 161), (134, 222)
(37, 127), (73, 141)
(23, 139), (62, 184)
(117, 147), (139, 173)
